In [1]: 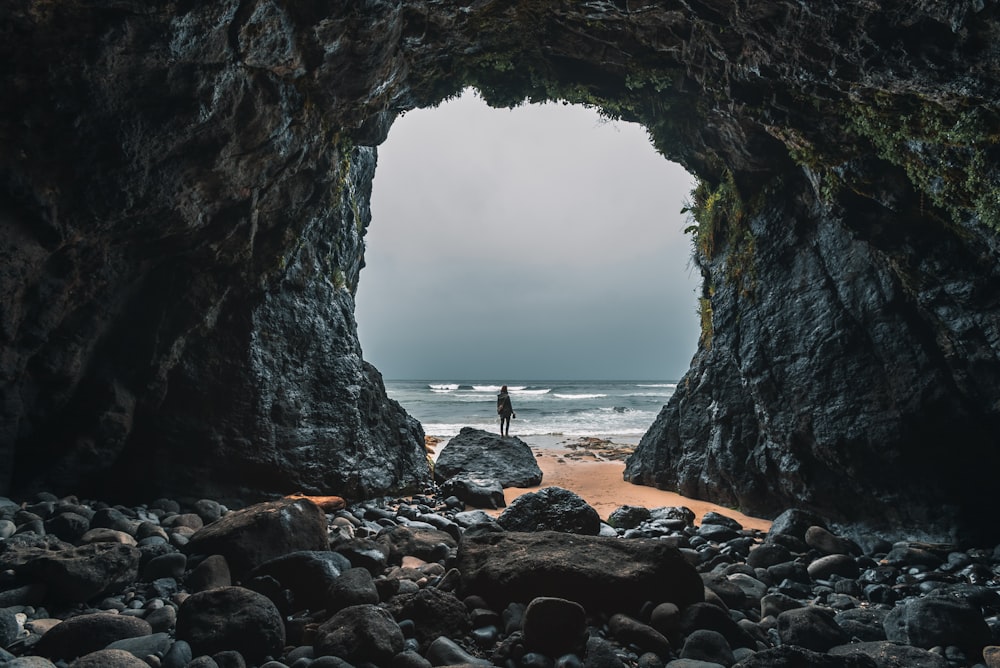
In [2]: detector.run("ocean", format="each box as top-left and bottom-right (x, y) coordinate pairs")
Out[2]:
(383, 380), (678, 445)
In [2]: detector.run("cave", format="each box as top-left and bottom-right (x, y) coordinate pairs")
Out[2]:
(2, 1), (999, 542)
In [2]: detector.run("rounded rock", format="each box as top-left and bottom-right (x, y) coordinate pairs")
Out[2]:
(883, 596), (991, 656)
(424, 636), (490, 667)
(807, 554), (859, 580)
(523, 597), (588, 657)
(68, 649), (150, 668)
(608, 505), (652, 530)
(186, 554), (232, 592)
(176, 586), (285, 664)
(608, 613), (670, 656)
(34, 613), (153, 661)
(313, 603), (404, 665)
(497, 487), (601, 535)
(142, 552), (187, 581)
(44, 512), (90, 543)
(777, 606), (849, 652)
(679, 629), (735, 666)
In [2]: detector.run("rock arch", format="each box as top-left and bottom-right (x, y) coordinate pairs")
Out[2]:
(2, 2), (998, 539)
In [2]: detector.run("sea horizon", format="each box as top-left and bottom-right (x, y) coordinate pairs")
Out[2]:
(383, 379), (679, 445)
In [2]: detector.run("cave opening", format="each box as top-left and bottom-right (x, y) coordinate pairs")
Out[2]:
(355, 88), (701, 383)
(4, 1), (998, 538)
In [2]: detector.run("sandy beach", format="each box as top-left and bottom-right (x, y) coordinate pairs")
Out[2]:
(432, 434), (772, 532)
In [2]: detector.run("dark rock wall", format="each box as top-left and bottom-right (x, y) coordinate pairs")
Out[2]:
(1, 2), (428, 503)
(624, 175), (1000, 540)
(2, 1), (999, 537)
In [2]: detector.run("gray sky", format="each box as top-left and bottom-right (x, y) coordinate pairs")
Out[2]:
(355, 89), (701, 381)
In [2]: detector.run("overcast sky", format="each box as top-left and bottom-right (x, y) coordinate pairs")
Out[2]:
(354, 89), (701, 381)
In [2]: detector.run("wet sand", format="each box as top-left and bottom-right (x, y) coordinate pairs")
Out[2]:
(431, 434), (772, 532)
(499, 448), (772, 532)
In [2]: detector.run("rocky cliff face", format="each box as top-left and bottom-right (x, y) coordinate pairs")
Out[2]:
(0, 2), (429, 504)
(2, 1), (999, 537)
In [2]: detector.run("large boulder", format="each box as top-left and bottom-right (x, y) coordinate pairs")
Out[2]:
(457, 529), (704, 613)
(733, 646), (878, 668)
(184, 498), (329, 579)
(435, 428), (543, 487)
(382, 587), (471, 650)
(883, 597), (991, 657)
(175, 586), (285, 663)
(777, 606), (850, 653)
(313, 603), (404, 664)
(0, 537), (140, 604)
(830, 641), (949, 668)
(246, 550), (352, 612)
(522, 597), (588, 657)
(33, 613), (152, 661)
(497, 486), (601, 535)
(440, 473), (506, 509)
(375, 524), (456, 566)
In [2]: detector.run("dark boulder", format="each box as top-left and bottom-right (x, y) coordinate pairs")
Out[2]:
(607, 613), (671, 656)
(435, 428), (543, 487)
(607, 505), (652, 530)
(328, 566), (380, 611)
(829, 641), (949, 668)
(186, 554), (232, 592)
(105, 633), (173, 660)
(807, 554), (860, 580)
(175, 586), (285, 664)
(882, 596), (991, 657)
(522, 597), (588, 657)
(424, 636), (491, 667)
(457, 529), (703, 613)
(767, 509), (828, 543)
(679, 603), (758, 650)
(332, 537), (391, 574)
(375, 524), (456, 566)
(184, 498), (329, 579)
(246, 550), (352, 612)
(746, 543), (792, 569)
(805, 526), (862, 556)
(44, 512), (91, 543)
(0, 608), (18, 648)
(679, 629), (734, 667)
(777, 606), (849, 652)
(732, 646), (878, 667)
(1, 541), (140, 604)
(34, 613), (152, 661)
(69, 649), (151, 668)
(497, 487), (601, 535)
(440, 473), (506, 509)
(382, 587), (470, 650)
(313, 603), (404, 664)
(833, 609), (889, 643)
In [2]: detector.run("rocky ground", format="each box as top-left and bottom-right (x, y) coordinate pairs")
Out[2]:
(0, 487), (999, 668)
(558, 438), (635, 463)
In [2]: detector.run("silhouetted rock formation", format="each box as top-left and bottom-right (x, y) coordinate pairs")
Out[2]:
(2, 2), (999, 538)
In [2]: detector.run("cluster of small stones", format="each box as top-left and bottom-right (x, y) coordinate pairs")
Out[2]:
(1, 489), (1000, 668)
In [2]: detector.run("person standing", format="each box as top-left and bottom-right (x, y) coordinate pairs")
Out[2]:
(497, 385), (516, 437)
